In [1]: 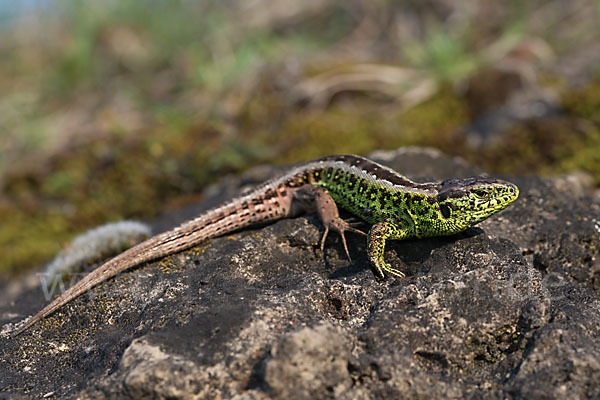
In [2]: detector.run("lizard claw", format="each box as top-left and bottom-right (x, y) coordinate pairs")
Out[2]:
(344, 217), (368, 229)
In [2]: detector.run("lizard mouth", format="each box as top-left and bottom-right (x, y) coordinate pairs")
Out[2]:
(470, 184), (519, 220)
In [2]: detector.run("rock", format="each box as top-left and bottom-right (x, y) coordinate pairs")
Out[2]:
(1, 147), (599, 399)
(265, 323), (352, 399)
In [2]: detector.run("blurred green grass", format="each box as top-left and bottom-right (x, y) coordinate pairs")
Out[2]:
(1, 0), (599, 275)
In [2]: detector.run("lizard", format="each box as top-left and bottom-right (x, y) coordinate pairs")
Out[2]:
(11, 154), (519, 336)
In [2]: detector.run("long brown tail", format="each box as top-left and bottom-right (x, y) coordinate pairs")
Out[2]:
(11, 242), (153, 336)
(11, 186), (289, 336)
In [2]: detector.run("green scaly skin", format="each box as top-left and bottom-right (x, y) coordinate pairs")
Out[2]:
(300, 155), (519, 278)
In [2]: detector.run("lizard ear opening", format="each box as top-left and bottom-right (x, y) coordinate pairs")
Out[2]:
(440, 204), (451, 219)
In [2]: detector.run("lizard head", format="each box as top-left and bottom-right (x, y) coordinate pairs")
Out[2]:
(435, 177), (519, 234)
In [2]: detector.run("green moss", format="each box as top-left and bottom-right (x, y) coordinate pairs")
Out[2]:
(0, 209), (71, 275)
(273, 107), (379, 162)
(0, 121), (268, 276)
(557, 127), (600, 184)
(271, 89), (469, 163)
(562, 78), (600, 120)
(465, 79), (600, 184)
(394, 88), (469, 150)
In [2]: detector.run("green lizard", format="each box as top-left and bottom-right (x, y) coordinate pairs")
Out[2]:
(12, 154), (518, 335)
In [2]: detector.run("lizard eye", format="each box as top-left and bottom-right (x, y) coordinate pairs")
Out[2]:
(440, 204), (451, 218)
(472, 189), (488, 198)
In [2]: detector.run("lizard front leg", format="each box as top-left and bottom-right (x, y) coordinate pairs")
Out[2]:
(367, 222), (411, 279)
(292, 185), (366, 260)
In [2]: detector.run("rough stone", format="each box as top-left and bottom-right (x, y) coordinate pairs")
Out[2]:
(1, 147), (599, 399)
(265, 323), (352, 399)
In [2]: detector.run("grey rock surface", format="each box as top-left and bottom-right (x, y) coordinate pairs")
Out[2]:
(1, 147), (599, 399)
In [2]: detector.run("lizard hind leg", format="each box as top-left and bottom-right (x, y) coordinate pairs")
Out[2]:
(319, 218), (366, 261)
(292, 185), (366, 261)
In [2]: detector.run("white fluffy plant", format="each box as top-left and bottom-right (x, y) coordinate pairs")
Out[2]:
(43, 221), (151, 290)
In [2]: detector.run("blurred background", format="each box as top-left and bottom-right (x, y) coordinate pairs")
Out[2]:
(1, 0), (599, 277)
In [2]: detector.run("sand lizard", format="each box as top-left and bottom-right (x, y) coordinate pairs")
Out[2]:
(12, 154), (519, 335)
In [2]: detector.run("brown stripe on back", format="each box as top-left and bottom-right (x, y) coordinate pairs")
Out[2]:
(284, 173), (311, 187)
(313, 154), (424, 189)
(263, 188), (278, 200)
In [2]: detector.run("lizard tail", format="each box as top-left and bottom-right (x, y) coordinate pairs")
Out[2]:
(12, 185), (289, 336)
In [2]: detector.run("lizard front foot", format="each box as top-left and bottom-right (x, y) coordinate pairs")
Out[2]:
(367, 221), (409, 279)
